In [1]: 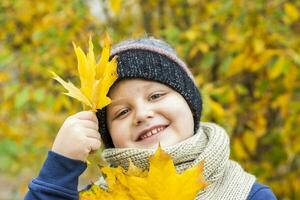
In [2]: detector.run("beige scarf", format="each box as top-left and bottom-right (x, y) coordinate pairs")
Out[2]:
(101, 122), (256, 200)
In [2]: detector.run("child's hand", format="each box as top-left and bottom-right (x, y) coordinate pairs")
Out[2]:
(52, 111), (101, 162)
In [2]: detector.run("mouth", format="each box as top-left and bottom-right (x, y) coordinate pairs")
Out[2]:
(136, 125), (168, 141)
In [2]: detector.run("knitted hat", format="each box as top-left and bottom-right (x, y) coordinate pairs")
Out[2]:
(96, 38), (202, 148)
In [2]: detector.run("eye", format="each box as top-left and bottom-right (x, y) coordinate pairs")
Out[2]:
(115, 108), (130, 119)
(148, 92), (165, 101)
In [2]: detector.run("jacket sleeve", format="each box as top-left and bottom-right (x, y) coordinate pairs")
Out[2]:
(247, 182), (277, 200)
(24, 151), (87, 200)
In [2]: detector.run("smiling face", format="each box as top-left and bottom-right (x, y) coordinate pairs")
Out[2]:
(106, 79), (194, 149)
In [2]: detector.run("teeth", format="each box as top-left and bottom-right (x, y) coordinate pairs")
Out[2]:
(140, 127), (165, 140)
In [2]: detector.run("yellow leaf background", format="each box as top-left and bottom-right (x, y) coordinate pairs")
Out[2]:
(1, 0), (300, 199)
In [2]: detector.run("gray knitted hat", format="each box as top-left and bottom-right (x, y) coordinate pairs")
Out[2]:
(96, 38), (202, 148)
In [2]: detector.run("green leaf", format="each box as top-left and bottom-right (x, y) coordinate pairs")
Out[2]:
(0, 53), (14, 68)
(200, 51), (216, 69)
(220, 56), (232, 73)
(15, 87), (30, 109)
(33, 88), (45, 102)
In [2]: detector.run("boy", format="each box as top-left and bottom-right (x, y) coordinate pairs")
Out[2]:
(25, 38), (277, 199)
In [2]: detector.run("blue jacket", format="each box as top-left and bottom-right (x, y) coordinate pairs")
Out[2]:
(24, 151), (277, 200)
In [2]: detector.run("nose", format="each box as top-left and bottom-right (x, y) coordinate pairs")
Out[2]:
(133, 102), (154, 126)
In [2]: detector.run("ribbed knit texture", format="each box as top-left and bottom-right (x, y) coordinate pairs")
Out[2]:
(101, 122), (256, 200)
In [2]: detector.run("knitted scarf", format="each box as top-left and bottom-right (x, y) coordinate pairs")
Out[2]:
(101, 122), (256, 200)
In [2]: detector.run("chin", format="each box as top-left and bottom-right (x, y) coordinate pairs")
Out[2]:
(134, 143), (160, 149)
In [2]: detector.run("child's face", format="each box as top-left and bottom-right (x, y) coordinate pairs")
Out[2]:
(106, 79), (194, 149)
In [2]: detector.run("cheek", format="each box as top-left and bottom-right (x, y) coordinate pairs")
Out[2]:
(167, 99), (194, 135)
(174, 111), (194, 140)
(108, 120), (131, 147)
(109, 121), (122, 137)
(174, 108), (194, 129)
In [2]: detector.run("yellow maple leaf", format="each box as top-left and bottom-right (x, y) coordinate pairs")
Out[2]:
(79, 146), (208, 200)
(126, 146), (208, 200)
(51, 33), (118, 112)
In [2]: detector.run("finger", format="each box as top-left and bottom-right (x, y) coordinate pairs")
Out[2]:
(73, 111), (98, 124)
(88, 138), (101, 151)
(77, 120), (99, 130)
(84, 129), (101, 140)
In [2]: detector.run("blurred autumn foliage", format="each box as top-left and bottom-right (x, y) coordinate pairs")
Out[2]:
(0, 0), (299, 199)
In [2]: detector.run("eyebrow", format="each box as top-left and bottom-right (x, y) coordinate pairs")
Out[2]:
(108, 98), (129, 108)
(142, 82), (155, 90)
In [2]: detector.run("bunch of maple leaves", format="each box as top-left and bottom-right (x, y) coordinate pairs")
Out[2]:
(80, 146), (208, 200)
(51, 34), (208, 199)
(51, 33), (118, 111)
